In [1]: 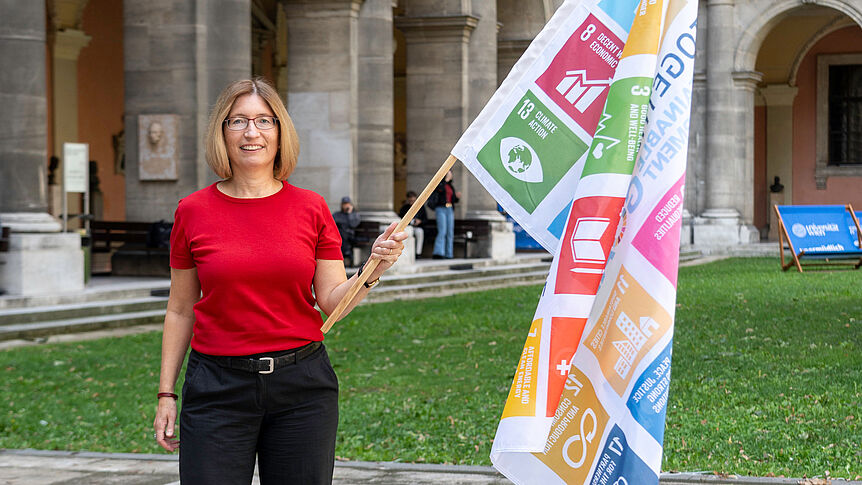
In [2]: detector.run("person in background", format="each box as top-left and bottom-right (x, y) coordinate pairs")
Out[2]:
(152, 78), (406, 485)
(332, 196), (361, 266)
(398, 190), (427, 258)
(431, 170), (460, 259)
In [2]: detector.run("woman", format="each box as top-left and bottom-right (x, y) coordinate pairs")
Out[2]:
(431, 170), (460, 259)
(152, 78), (406, 484)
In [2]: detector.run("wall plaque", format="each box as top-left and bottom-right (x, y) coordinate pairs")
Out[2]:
(138, 114), (179, 180)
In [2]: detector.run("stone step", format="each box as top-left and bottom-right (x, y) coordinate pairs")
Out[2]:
(678, 249), (703, 263)
(392, 253), (551, 273)
(0, 296), (168, 326)
(366, 261), (551, 287)
(365, 269), (549, 303)
(0, 261), (551, 341)
(0, 279), (170, 310)
(0, 309), (167, 341)
(0, 258), (555, 311)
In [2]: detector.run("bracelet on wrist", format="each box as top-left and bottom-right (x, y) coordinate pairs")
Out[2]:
(356, 262), (380, 289)
(157, 392), (178, 400)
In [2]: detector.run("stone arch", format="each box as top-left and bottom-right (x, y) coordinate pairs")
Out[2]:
(733, 0), (862, 73)
(788, 16), (856, 86)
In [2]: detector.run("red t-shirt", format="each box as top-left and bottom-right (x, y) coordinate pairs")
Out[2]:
(170, 181), (343, 356)
(444, 183), (454, 204)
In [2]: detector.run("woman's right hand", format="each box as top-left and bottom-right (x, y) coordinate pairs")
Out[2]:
(154, 397), (180, 452)
(154, 268), (200, 452)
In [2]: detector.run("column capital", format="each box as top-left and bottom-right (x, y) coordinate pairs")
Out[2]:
(732, 70), (763, 91)
(706, 0), (735, 6)
(53, 28), (91, 61)
(395, 15), (479, 43)
(49, 0), (88, 30)
(760, 84), (798, 107)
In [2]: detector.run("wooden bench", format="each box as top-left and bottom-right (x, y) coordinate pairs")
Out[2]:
(91, 221), (171, 276)
(91, 221), (154, 253)
(353, 221), (382, 249)
(351, 219), (491, 259)
(420, 219), (491, 258)
(335, 220), (379, 266)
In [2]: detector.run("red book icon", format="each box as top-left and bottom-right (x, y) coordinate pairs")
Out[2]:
(570, 217), (611, 273)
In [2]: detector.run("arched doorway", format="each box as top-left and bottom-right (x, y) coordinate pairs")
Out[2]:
(741, 2), (862, 239)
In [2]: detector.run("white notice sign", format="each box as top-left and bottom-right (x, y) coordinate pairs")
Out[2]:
(63, 143), (88, 194)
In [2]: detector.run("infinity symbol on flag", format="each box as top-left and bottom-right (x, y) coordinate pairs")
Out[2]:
(561, 408), (597, 469)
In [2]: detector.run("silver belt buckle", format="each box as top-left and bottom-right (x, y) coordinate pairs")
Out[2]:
(259, 357), (274, 374)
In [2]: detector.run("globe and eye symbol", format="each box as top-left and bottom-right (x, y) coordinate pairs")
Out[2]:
(499, 137), (543, 183)
(506, 144), (532, 174)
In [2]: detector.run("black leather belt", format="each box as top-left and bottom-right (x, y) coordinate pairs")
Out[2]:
(204, 341), (322, 374)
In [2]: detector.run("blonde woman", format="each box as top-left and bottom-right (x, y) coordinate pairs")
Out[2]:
(152, 78), (406, 484)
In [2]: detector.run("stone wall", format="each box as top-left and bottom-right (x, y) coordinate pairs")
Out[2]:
(123, 0), (251, 222)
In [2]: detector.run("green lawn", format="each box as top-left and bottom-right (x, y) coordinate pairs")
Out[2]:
(1, 257), (859, 478)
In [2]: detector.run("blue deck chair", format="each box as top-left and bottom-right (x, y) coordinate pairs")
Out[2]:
(773, 204), (862, 272)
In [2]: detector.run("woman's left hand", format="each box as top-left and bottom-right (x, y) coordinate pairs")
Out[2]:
(366, 222), (408, 280)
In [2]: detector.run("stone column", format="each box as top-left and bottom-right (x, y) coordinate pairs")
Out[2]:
(496, 0), (546, 83)
(398, 7), (508, 260)
(355, 0), (415, 265)
(123, 0), (251, 221)
(733, 70), (763, 242)
(0, 1), (83, 295)
(282, 0), (361, 209)
(356, 0), (396, 216)
(682, 73), (707, 247)
(396, 13), (477, 198)
(682, 5), (709, 246)
(463, 0), (499, 219)
(693, 0), (743, 246)
(396, 12), (472, 263)
(284, 1), (417, 269)
(463, 0), (514, 260)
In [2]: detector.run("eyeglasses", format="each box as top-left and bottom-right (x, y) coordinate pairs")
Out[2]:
(223, 116), (278, 131)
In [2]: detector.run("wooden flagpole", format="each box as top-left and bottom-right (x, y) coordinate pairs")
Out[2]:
(321, 154), (459, 333)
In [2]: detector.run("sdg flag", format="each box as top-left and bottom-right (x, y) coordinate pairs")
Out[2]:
(451, 0), (698, 483)
(452, 0), (643, 252)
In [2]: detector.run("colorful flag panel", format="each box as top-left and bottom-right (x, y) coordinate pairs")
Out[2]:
(451, 0), (640, 252)
(451, 0), (699, 483)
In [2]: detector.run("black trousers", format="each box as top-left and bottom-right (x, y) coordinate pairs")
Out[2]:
(179, 344), (339, 484)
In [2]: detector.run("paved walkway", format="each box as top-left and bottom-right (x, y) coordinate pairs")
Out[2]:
(0, 450), (508, 485)
(1, 450), (858, 485)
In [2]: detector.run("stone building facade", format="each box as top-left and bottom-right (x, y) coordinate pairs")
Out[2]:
(687, 0), (862, 247)
(1, 0), (861, 295)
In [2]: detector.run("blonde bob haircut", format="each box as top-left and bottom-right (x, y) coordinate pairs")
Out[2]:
(205, 78), (299, 180)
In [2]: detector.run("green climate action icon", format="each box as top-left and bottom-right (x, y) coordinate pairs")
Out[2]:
(478, 90), (588, 213)
(501, 137), (542, 183)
